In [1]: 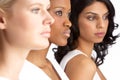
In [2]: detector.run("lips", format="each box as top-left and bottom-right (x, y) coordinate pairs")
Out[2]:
(40, 30), (51, 38)
(63, 29), (71, 38)
(95, 32), (105, 37)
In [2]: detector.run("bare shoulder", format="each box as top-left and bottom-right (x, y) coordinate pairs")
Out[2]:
(65, 54), (97, 80)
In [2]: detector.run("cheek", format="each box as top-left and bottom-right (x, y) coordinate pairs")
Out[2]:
(105, 21), (109, 30)
(9, 15), (31, 30)
(50, 25), (63, 40)
(50, 20), (62, 35)
(79, 22), (95, 38)
(50, 26), (59, 37)
(21, 17), (43, 32)
(18, 12), (44, 29)
(79, 21), (92, 32)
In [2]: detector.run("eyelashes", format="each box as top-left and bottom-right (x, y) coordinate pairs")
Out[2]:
(31, 8), (41, 14)
(55, 10), (63, 16)
(55, 10), (71, 18)
(86, 15), (109, 21)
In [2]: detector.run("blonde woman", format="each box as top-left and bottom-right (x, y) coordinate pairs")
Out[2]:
(0, 0), (54, 80)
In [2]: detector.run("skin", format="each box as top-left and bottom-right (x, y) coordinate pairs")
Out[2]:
(97, 67), (106, 80)
(48, 0), (71, 46)
(27, 0), (71, 80)
(65, 1), (108, 80)
(4, 0), (54, 50)
(0, 0), (54, 79)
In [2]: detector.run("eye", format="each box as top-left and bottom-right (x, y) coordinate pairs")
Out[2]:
(103, 15), (108, 20)
(87, 16), (95, 21)
(55, 10), (63, 16)
(31, 7), (40, 14)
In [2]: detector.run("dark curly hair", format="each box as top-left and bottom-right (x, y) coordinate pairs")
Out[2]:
(54, 0), (119, 66)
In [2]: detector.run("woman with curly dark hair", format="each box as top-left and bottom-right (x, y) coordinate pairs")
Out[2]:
(55, 0), (119, 79)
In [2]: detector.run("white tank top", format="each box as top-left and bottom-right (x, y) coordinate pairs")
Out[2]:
(0, 77), (9, 80)
(60, 49), (101, 80)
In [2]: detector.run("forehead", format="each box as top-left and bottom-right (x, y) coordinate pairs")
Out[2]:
(50, 0), (71, 9)
(14, 0), (50, 7)
(82, 1), (108, 14)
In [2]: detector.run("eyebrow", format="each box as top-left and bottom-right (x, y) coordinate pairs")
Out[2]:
(29, 3), (50, 8)
(28, 3), (42, 8)
(53, 7), (71, 12)
(85, 11), (109, 16)
(85, 12), (97, 15)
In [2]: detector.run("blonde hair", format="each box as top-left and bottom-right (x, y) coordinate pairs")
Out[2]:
(0, 0), (15, 12)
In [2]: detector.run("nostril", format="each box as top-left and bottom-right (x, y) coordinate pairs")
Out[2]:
(67, 22), (72, 28)
(0, 17), (4, 23)
(64, 19), (72, 28)
(66, 25), (70, 28)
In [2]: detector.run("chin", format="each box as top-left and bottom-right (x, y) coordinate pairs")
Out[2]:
(95, 39), (103, 43)
(52, 39), (67, 46)
(34, 41), (49, 50)
(58, 41), (67, 46)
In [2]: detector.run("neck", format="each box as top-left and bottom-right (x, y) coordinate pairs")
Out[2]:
(0, 31), (30, 79)
(0, 48), (28, 80)
(77, 38), (94, 57)
(27, 45), (50, 68)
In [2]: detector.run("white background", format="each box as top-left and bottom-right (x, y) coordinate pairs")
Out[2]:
(99, 0), (120, 80)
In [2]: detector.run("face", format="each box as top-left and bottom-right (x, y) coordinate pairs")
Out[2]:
(48, 0), (71, 46)
(3, 0), (54, 50)
(78, 1), (109, 43)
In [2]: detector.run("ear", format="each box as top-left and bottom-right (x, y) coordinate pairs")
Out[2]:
(0, 8), (7, 30)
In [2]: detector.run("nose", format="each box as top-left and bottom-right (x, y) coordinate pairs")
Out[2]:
(97, 18), (105, 29)
(44, 10), (55, 25)
(64, 17), (72, 28)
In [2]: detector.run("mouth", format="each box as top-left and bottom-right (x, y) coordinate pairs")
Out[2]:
(95, 32), (105, 38)
(40, 31), (51, 38)
(63, 29), (71, 38)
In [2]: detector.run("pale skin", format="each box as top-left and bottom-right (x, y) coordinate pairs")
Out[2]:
(0, 0), (54, 79)
(65, 1), (108, 80)
(27, 0), (71, 80)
